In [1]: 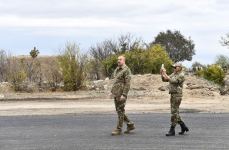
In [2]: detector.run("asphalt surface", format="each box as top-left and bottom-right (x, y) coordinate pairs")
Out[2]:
(0, 113), (229, 150)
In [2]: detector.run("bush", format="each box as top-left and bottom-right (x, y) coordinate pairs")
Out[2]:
(215, 55), (229, 72)
(141, 44), (174, 74)
(42, 57), (62, 91)
(197, 65), (225, 85)
(0, 50), (9, 82)
(89, 34), (145, 79)
(11, 71), (27, 91)
(102, 55), (118, 78)
(87, 59), (106, 80)
(102, 44), (173, 77)
(58, 43), (87, 91)
(6, 57), (28, 91)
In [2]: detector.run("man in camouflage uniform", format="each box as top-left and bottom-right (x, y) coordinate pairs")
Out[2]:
(110, 55), (135, 136)
(161, 63), (189, 136)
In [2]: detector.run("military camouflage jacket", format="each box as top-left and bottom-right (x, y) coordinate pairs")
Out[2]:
(168, 72), (185, 94)
(111, 65), (131, 97)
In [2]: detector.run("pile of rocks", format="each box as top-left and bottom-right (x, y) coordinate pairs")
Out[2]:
(89, 74), (221, 98)
(185, 76), (219, 97)
(87, 78), (111, 91)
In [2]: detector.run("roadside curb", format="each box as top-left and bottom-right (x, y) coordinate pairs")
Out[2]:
(0, 96), (104, 101)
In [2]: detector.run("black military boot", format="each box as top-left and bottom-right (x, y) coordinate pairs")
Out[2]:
(178, 121), (189, 135)
(124, 122), (135, 134)
(166, 125), (175, 136)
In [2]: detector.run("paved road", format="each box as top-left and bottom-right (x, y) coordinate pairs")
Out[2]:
(0, 113), (229, 150)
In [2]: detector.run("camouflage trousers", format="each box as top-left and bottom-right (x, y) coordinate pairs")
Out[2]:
(114, 97), (131, 129)
(170, 93), (183, 127)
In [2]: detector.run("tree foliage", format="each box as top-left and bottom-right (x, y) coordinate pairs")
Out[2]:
(152, 30), (195, 62)
(58, 43), (87, 91)
(197, 65), (225, 85)
(102, 44), (173, 77)
(215, 55), (229, 70)
(0, 50), (9, 82)
(221, 33), (229, 48)
(30, 47), (40, 59)
(89, 33), (145, 79)
(191, 61), (205, 72)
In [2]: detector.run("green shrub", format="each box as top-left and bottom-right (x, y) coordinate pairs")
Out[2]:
(102, 44), (173, 77)
(11, 71), (27, 91)
(142, 44), (174, 74)
(102, 55), (118, 78)
(197, 65), (225, 85)
(58, 43), (87, 91)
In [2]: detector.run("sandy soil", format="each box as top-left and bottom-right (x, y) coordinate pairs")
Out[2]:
(0, 92), (229, 116)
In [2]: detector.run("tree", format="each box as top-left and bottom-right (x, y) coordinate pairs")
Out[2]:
(7, 56), (27, 91)
(89, 33), (145, 79)
(142, 44), (174, 74)
(42, 57), (62, 91)
(118, 33), (145, 53)
(221, 33), (229, 48)
(90, 34), (144, 61)
(27, 47), (41, 82)
(215, 55), (229, 71)
(0, 50), (9, 82)
(102, 44), (173, 77)
(192, 61), (205, 72)
(151, 30), (195, 62)
(90, 40), (116, 62)
(89, 39), (117, 79)
(58, 42), (87, 91)
(30, 47), (39, 59)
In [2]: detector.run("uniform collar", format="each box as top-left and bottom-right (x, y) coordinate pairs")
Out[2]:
(118, 64), (126, 69)
(174, 71), (182, 74)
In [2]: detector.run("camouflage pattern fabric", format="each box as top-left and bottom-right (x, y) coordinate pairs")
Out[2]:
(170, 93), (182, 126)
(169, 72), (185, 126)
(111, 64), (132, 129)
(114, 97), (130, 129)
(111, 64), (131, 97)
(168, 72), (185, 95)
(162, 71), (185, 126)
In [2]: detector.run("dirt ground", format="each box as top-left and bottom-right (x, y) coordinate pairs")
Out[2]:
(0, 74), (229, 116)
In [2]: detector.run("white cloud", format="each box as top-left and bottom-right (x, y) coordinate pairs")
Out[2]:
(0, 15), (133, 28)
(0, 0), (229, 66)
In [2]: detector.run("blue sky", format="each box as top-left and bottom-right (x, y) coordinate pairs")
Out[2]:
(0, 0), (228, 67)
